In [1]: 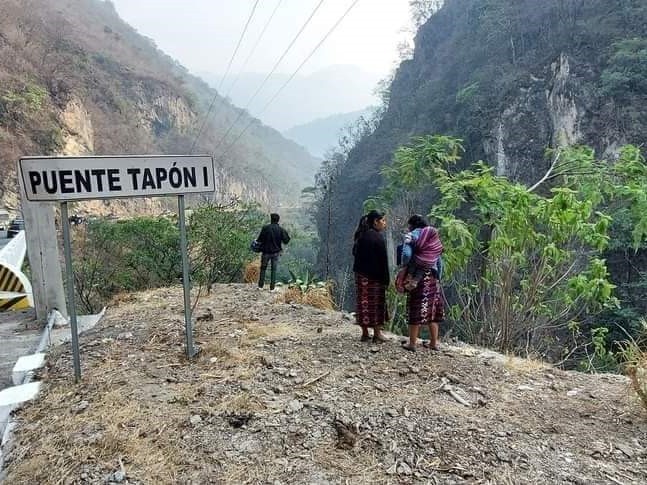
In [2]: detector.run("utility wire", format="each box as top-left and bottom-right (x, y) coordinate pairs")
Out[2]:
(190, 0), (261, 153)
(216, 0), (361, 162)
(201, 0), (283, 142)
(225, 0), (283, 97)
(211, 0), (326, 154)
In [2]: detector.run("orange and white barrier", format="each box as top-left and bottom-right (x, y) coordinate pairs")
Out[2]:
(0, 231), (33, 310)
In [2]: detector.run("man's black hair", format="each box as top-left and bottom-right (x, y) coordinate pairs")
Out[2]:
(270, 213), (280, 224)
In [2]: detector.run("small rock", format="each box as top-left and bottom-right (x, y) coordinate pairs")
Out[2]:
(112, 470), (125, 483)
(397, 462), (412, 475)
(386, 408), (398, 417)
(209, 357), (218, 363)
(116, 332), (133, 340)
(615, 443), (634, 458)
(240, 383), (251, 391)
(72, 400), (89, 414)
(288, 400), (303, 413)
(517, 385), (534, 391)
(566, 389), (579, 397)
(189, 414), (202, 426)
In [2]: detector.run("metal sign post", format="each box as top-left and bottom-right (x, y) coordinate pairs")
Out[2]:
(18, 155), (215, 379)
(60, 202), (82, 381)
(177, 194), (195, 359)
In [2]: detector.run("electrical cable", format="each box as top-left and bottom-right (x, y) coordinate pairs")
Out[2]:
(210, 0), (326, 154)
(190, 0), (261, 153)
(225, 0), (284, 97)
(216, 0), (361, 162)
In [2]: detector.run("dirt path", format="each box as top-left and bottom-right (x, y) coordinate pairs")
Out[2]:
(2, 284), (646, 484)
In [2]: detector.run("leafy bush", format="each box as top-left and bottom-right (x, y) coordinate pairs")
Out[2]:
(367, 135), (647, 358)
(188, 202), (264, 288)
(73, 202), (264, 312)
(73, 216), (181, 312)
(286, 269), (327, 294)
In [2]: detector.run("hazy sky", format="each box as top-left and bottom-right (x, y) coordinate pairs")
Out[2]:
(110, 0), (412, 77)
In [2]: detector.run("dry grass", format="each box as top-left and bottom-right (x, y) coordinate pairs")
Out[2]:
(277, 285), (335, 310)
(244, 259), (260, 283)
(6, 363), (185, 484)
(244, 321), (295, 341)
(626, 354), (647, 411)
(503, 353), (549, 374)
(216, 392), (265, 414)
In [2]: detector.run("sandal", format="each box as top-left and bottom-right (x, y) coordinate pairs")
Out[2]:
(360, 335), (371, 342)
(401, 343), (416, 352)
(373, 334), (388, 344)
(423, 341), (441, 351)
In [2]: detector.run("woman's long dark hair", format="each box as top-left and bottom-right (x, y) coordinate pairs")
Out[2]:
(354, 210), (385, 240)
(353, 210), (385, 254)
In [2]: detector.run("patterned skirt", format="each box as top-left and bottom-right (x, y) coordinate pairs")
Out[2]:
(355, 273), (387, 328)
(407, 268), (444, 325)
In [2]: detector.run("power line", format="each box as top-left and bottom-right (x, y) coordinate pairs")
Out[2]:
(216, 0), (361, 162)
(211, 0), (326, 154)
(225, 0), (283, 97)
(190, 0), (261, 153)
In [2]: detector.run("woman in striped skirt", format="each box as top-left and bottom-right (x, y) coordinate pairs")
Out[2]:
(352, 210), (390, 343)
(400, 214), (445, 351)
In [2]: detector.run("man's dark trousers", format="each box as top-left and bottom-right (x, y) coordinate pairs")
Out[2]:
(259, 252), (280, 290)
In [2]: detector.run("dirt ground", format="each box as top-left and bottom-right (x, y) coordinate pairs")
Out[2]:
(2, 284), (646, 484)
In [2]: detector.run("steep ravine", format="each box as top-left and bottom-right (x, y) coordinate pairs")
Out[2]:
(322, 0), (647, 290)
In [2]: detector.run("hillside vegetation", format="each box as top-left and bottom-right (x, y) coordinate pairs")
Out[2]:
(311, 0), (647, 366)
(0, 0), (319, 212)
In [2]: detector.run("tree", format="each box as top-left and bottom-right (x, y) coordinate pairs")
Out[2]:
(367, 135), (647, 358)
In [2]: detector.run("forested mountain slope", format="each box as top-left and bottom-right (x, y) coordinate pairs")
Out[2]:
(0, 0), (319, 213)
(320, 0), (647, 290)
(284, 108), (374, 158)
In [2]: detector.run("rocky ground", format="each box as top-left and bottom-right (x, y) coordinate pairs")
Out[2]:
(2, 284), (646, 484)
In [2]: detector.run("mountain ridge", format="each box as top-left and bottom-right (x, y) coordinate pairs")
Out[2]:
(199, 65), (380, 131)
(0, 0), (319, 213)
(283, 107), (374, 158)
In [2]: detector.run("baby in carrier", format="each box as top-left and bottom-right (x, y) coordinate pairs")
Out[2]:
(399, 215), (443, 291)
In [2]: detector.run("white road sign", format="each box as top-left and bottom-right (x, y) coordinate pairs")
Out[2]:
(19, 155), (215, 201)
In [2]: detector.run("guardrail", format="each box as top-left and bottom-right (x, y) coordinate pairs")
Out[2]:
(0, 231), (33, 311)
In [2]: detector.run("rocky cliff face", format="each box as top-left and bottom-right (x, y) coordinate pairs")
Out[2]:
(321, 0), (647, 282)
(0, 0), (318, 217)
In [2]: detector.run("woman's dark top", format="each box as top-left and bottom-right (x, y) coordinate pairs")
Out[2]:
(353, 228), (389, 285)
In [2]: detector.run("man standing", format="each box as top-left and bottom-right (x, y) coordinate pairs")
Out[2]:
(256, 213), (290, 291)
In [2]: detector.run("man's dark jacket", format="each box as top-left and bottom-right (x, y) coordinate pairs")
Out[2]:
(257, 223), (290, 254)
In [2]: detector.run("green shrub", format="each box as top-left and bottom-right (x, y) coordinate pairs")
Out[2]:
(188, 202), (264, 287)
